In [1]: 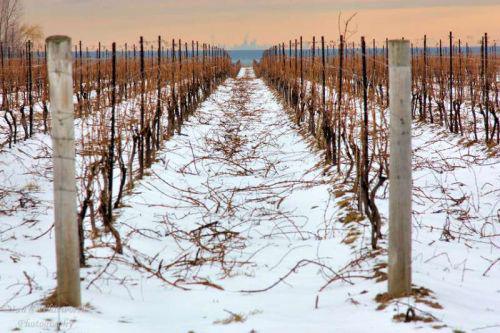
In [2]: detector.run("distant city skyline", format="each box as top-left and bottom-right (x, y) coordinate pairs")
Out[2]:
(24, 0), (499, 47)
(228, 35), (268, 50)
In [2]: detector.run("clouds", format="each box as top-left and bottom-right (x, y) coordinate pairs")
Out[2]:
(25, 0), (500, 11)
(21, 0), (499, 46)
(23, 0), (500, 18)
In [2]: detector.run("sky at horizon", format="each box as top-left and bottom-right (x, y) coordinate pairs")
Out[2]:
(24, 0), (499, 48)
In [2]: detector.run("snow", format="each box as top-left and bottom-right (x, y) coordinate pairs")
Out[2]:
(0, 67), (499, 332)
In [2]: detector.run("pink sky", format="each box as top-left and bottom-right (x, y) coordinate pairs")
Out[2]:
(24, 0), (499, 48)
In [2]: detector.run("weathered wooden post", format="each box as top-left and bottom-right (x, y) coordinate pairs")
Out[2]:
(46, 35), (81, 307)
(388, 39), (412, 297)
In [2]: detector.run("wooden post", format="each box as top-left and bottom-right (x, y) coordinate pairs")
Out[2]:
(423, 35), (428, 122)
(449, 31), (454, 133)
(46, 35), (81, 307)
(484, 33), (489, 143)
(321, 36), (325, 114)
(480, 37), (485, 141)
(299, 36), (303, 126)
(361, 36), (373, 248)
(107, 42), (116, 224)
(178, 39), (183, 130)
(124, 43), (128, 99)
(27, 40), (33, 137)
(310, 36), (316, 134)
(78, 41), (83, 104)
(388, 39), (412, 297)
(156, 36), (162, 150)
(97, 42), (101, 107)
(139, 36), (145, 177)
(300, 36), (303, 90)
(294, 39), (297, 83)
(337, 35), (344, 170)
(289, 40), (292, 104)
(169, 38), (176, 137)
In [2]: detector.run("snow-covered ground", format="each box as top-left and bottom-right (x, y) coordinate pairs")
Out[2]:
(0, 67), (498, 332)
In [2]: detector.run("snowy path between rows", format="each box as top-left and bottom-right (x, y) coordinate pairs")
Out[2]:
(0, 67), (498, 333)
